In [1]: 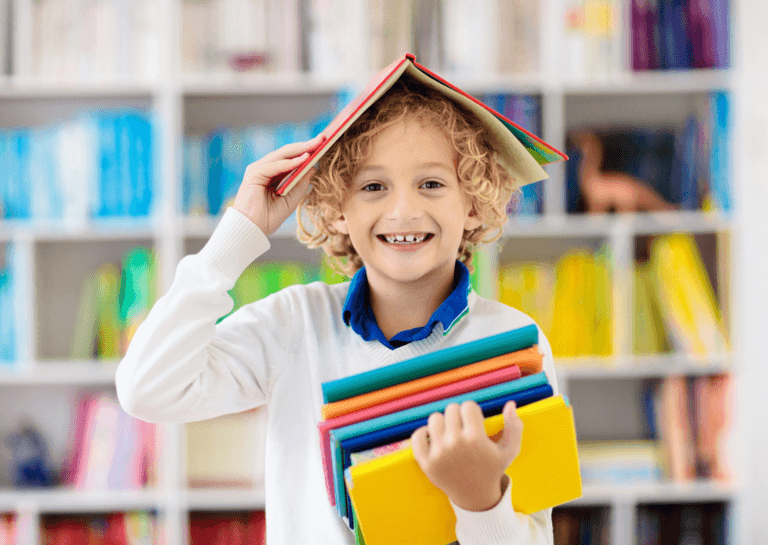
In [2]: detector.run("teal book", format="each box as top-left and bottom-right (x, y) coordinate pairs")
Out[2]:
(321, 323), (539, 403)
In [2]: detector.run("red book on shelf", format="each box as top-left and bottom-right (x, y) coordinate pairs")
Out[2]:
(273, 52), (567, 196)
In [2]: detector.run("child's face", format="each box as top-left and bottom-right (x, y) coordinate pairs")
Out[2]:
(332, 119), (481, 287)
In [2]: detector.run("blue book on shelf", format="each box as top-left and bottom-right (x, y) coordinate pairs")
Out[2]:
(709, 91), (731, 212)
(0, 245), (15, 363)
(207, 130), (225, 215)
(96, 114), (118, 218)
(670, 116), (700, 209)
(117, 113), (132, 217)
(658, 0), (692, 69)
(6, 131), (31, 219)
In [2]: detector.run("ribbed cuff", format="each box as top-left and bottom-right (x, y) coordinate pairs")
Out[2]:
(449, 475), (527, 544)
(196, 206), (271, 283)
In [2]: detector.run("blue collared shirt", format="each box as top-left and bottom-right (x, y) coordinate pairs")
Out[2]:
(342, 261), (472, 350)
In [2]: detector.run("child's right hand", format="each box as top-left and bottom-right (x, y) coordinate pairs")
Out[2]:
(232, 133), (326, 235)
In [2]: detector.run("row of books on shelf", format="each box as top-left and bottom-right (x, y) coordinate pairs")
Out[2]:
(183, 92), (543, 218)
(0, 109), (156, 224)
(63, 391), (157, 491)
(566, 91), (731, 214)
(637, 502), (728, 545)
(0, 390), (157, 491)
(552, 502), (728, 545)
(189, 511), (265, 545)
(40, 512), (158, 545)
(499, 233), (729, 358)
(2, 0), (159, 81)
(0, 234), (727, 363)
(578, 374), (734, 486)
(2, 0), (730, 82)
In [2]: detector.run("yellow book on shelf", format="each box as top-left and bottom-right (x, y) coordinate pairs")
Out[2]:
(346, 395), (582, 545)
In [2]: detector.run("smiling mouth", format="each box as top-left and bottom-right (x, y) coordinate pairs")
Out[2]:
(377, 234), (434, 245)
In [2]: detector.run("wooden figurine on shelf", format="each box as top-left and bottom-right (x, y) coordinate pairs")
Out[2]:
(570, 131), (678, 213)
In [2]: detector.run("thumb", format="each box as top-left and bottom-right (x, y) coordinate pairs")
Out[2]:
(496, 401), (522, 458)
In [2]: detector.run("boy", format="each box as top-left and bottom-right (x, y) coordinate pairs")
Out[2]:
(116, 78), (559, 544)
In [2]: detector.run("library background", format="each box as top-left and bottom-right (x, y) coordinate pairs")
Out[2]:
(1, 0), (766, 544)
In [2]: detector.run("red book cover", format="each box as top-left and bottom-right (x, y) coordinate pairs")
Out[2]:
(273, 53), (567, 196)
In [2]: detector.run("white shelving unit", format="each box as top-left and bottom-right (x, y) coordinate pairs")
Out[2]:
(0, 0), (753, 543)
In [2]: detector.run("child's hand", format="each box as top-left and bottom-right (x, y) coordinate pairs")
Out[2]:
(233, 133), (326, 235)
(411, 400), (523, 512)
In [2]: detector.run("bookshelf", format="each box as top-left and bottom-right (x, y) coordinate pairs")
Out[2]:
(0, 0), (755, 543)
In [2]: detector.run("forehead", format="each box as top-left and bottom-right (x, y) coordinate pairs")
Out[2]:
(362, 119), (455, 166)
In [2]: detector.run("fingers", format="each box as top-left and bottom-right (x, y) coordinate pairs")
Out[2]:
(459, 400), (485, 438)
(244, 153), (311, 187)
(260, 133), (326, 164)
(411, 426), (430, 465)
(444, 403), (462, 437)
(427, 411), (445, 451)
(497, 401), (524, 456)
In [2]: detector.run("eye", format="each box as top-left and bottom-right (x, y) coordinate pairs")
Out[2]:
(362, 182), (384, 192)
(422, 180), (444, 189)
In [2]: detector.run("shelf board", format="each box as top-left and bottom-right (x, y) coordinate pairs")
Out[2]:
(0, 77), (156, 99)
(503, 211), (732, 238)
(0, 361), (120, 385)
(555, 353), (733, 380)
(181, 72), (349, 96)
(0, 488), (162, 513)
(568, 480), (737, 506)
(184, 488), (265, 511)
(0, 218), (157, 242)
(563, 69), (733, 95)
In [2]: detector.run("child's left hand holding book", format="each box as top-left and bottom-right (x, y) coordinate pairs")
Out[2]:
(411, 399), (523, 512)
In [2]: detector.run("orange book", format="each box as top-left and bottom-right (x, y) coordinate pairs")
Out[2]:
(321, 346), (543, 420)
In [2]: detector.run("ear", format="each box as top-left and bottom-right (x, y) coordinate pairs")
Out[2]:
(464, 208), (482, 231)
(332, 215), (350, 235)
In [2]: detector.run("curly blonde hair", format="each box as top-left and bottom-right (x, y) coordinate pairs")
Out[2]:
(297, 76), (520, 278)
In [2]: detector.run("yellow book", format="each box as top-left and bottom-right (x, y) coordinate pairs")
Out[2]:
(346, 395), (582, 545)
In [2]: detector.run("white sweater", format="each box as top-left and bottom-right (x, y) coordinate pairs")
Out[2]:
(116, 206), (559, 545)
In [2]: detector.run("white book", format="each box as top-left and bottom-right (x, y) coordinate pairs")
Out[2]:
(442, 0), (497, 77)
(266, 0), (301, 73)
(0, 0), (9, 75)
(181, 0), (211, 73)
(563, 0), (587, 80)
(92, 0), (117, 80)
(58, 114), (98, 228)
(133, 0), (159, 79)
(12, 0), (34, 78)
(497, 0), (540, 74)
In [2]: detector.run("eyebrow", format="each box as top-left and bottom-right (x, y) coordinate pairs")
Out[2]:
(356, 162), (455, 179)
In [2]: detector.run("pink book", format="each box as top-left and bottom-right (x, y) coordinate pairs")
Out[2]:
(317, 365), (521, 505)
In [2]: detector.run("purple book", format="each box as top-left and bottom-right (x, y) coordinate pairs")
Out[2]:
(632, 0), (660, 70)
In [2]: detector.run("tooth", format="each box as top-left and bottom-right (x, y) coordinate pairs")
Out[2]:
(396, 235), (405, 241)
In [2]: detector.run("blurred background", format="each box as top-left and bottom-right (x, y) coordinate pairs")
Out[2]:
(0, 0), (766, 543)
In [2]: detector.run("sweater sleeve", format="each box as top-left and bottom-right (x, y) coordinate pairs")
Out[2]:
(448, 325), (558, 545)
(115, 206), (292, 424)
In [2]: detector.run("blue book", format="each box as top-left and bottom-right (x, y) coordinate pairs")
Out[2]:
(658, 0), (692, 69)
(0, 245), (14, 363)
(116, 113), (132, 217)
(670, 116), (699, 209)
(207, 130), (225, 215)
(321, 323), (539, 403)
(709, 91), (731, 212)
(7, 131), (31, 219)
(335, 381), (554, 525)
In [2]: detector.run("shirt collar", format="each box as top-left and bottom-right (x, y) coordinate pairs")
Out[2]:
(342, 261), (472, 349)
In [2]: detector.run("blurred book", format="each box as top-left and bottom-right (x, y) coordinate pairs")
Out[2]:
(564, 0), (623, 78)
(189, 511), (265, 545)
(552, 506), (610, 545)
(637, 502), (727, 545)
(42, 511), (158, 544)
(60, 391), (157, 491)
(185, 406), (268, 489)
(1, 109), (157, 226)
(578, 440), (664, 484)
(13, 0), (159, 81)
(642, 374), (733, 483)
(0, 244), (15, 363)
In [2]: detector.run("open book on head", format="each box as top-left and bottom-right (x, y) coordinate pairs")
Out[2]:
(273, 53), (567, 196)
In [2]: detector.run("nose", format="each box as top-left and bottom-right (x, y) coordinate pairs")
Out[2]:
(385, 185), (423, 223)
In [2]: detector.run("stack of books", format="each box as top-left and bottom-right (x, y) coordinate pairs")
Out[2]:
(317, 323), (582, 545)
